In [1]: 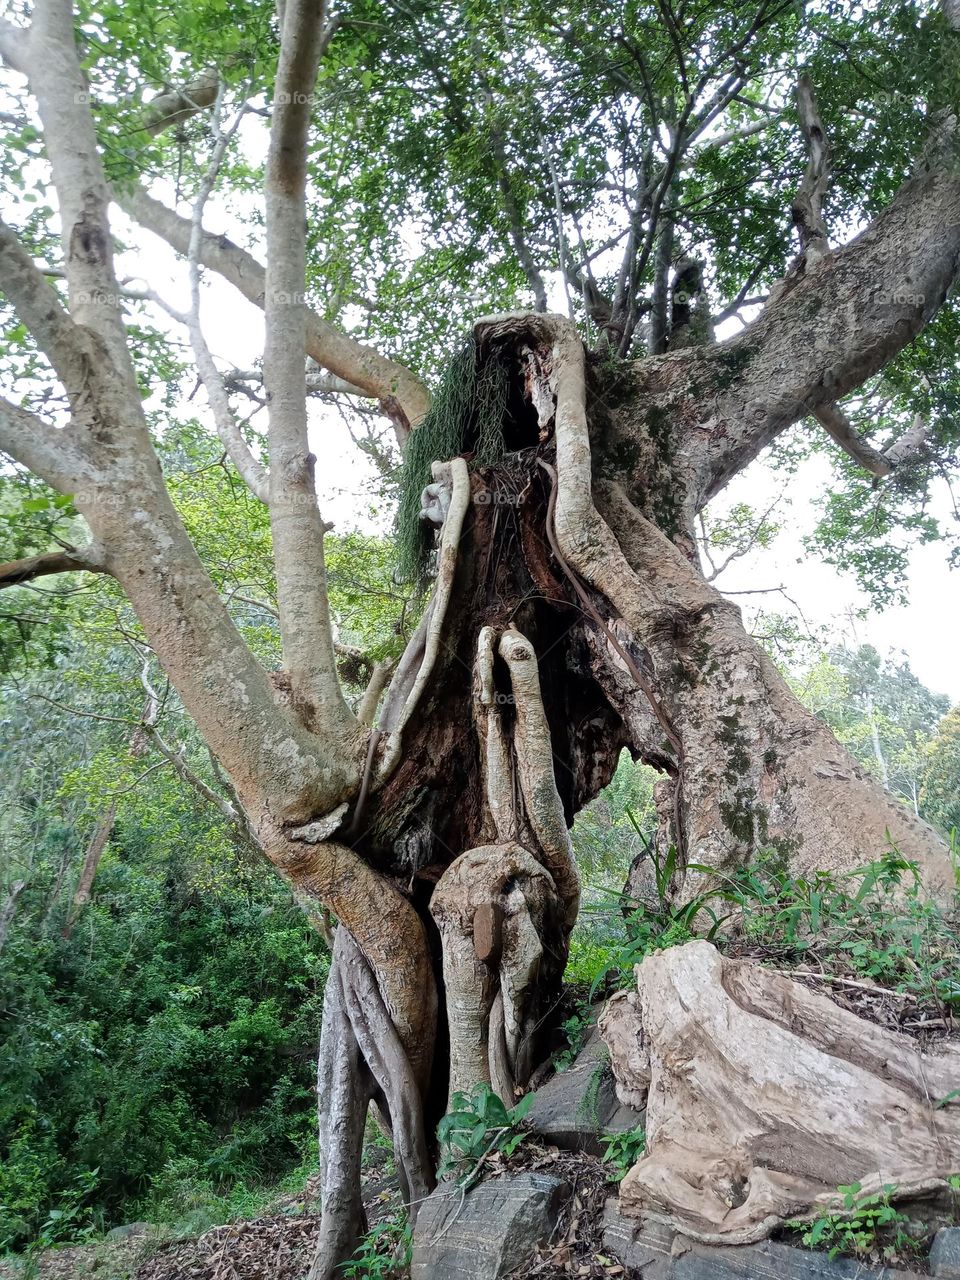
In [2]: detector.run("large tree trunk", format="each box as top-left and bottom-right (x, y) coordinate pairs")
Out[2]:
(2, 5), (957, 1278)
(301, 309), (953, 1272)
(593, 484), (952, 896)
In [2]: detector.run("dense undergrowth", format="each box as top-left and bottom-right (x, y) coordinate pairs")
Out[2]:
(565, 836), (960, 1020)
(0, 815), (329, 1253)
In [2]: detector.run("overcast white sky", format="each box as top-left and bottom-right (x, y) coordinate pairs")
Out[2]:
(708, 457), (960, 703)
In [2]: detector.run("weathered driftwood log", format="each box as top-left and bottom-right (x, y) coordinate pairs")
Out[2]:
(599, 941), (960, 1245)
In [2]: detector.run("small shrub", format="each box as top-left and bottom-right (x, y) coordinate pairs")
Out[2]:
(600, 1126), (646, 1183)
(586, 841), (733, 996)
(791, 1183), (917, 1261)
(554, 1006), (593, 1071)
(341, 1213), (412, 1280)
(436, 1084), (532, 1186)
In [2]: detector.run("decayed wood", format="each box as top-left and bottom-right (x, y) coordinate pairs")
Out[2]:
(601, 941), (960, 1244)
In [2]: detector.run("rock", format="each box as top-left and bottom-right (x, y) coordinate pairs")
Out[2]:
(602, 1199), (928, 1280)
(525, 1028), (644, 1155)
(931, 1227), (960, 1277)
(410, 1172), (570, 1280)
(600, 941), (960, 1243)
(105, 1221), (152, 1240)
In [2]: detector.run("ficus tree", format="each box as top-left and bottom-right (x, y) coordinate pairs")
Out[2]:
(1, 0), (959, 1272)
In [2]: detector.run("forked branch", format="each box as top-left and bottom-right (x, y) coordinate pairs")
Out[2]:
(116, 181), (430, 433)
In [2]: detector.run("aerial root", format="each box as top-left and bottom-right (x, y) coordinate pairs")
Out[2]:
(311, 928), (435, 1280)
(430, 843), (560, 1107)
(310, 950), (371, 1280)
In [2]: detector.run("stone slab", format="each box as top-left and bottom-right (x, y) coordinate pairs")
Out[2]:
(411, 1172), (571, 1280)
(931, 1226), (960, 1278)
(526, 1030), (644, 1155)
(602, 1199), (928, 1280)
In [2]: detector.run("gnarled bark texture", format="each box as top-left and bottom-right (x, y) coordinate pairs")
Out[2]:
(1, 9), (959, 1268)
(600, 941), (960, 1243)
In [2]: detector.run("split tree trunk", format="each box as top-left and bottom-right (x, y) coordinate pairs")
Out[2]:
(4, 8), (957, 1280)
(303, 310), (952, 1274)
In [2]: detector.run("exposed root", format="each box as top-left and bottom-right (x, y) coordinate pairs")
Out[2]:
(499, 627), (580, 931)
(311, 925), (436, 1280)
(430, 843), (560, 1105)
(336, 931), (434, 1218)
(311, 956), (371, 1280)
(474, 624), (522, 844)
(375, 457), (470, 784)
(285, 838), (437, 1082)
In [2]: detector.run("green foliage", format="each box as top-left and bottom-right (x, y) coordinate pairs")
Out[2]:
(564, 933), (617, 991)
(791, 1183), (917, 1262)
(394, 337), (509, 586)
(553, 1007), (594, 1072)
(922, 708), (960, 838)
(600, 1127), (646, 1184)
(585, 841), (731, 997)
(0, 805), (329, 1251)
(571, 751), (657, 889)
(725, 848), (960, 1016)
(436, 1084), (533, 1185)
(341, 1213), (412, 1280)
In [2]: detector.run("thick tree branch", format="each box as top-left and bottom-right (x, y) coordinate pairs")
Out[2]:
(811, 403), (892, 478)
(356, 658), (394, 728)
(0, 395), (85, 493)
(684, 156), (960, 503)
(0, 545), (104, 589)
(138, 19), (342, 135)
(263, 0), (354, 737)
(2, 1), (362, 834)
(0, 217), (93, 395)
(142, 68), (220, 135)
(115, 181), (429, 433)
(791, 74), (830, 264)
(0, 17), (28, 72)
(27, 0), (138, 383)
(811, 404), (933, 477)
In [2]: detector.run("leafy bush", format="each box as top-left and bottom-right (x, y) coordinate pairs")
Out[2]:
(791, 1183), (918, 1261)
(0, 816), (330, 1250)
(436, 1085), (533, 1186)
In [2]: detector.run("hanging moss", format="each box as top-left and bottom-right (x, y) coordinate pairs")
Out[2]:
(394, 336), (510, 586)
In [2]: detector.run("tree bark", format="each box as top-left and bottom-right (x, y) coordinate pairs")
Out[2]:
(2, 9), (959, 1274)
(61, 803), (117, 939)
